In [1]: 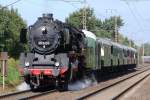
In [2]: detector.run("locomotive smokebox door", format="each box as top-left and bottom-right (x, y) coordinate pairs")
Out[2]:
(20, 28), (27, 43)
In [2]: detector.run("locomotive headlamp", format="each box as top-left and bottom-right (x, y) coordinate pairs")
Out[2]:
(41, 27), (46, 31)
(55, 62), (59, 67)
(41, 27), (47, 34)
(25, 62), (30, 66)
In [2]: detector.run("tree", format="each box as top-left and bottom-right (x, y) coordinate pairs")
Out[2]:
(65, 8), (124, 38)
(66, 7), (135, 47)
(101, 16), (124, 41)
(66, 7), (102, 30)
(66, 7), (111, 38)
(143, 43), (150, 56)
(0, 7), (27, 58)
(102, 16), (124, 32)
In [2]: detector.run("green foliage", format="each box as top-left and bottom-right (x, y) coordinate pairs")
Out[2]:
(119, 33), (136, 48)
(66, 7), (111, 38)
(66, 7), (102, 31)
(143, 43), (150, 56)
(92, 29), (112, 38)
(0, 58), (21, 86)
(0, 7), (27, 58)
(102, 16), (124, 31)
(66, 7), (136, 47)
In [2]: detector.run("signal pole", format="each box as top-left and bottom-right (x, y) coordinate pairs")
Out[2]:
(82, 0), (87, 30)
(106, 9), (118, 42)
(114, 16), (119, 42)
(142, 42), (145, 64)
(137, 46), (140, 65)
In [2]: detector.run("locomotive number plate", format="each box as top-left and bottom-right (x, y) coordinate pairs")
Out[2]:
(38, 41), (50, 45)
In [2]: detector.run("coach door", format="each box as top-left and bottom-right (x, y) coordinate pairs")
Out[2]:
(98, 42), (101, 69)
(95, 41), (101, 70)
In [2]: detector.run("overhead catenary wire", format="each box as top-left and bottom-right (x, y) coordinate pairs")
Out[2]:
(1, 0), (87, 30)
(48, 0), (87, 30)
(49, 0), (87, 30)
(132, 2), (150, 31)
(1, 0), (23, 9)
(49, 0), (83, 3)
(122, 0), (146, 63)
(121, 0), (150, 31)
(123, 1), (144, 32)
(1, 0), (83, 9)
(132, 3), (145, 21)
(47, 0), (83, 8)
(59, 0), (81, 9)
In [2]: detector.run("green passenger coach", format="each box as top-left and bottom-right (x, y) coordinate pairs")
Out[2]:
(82, 30), (137, 73)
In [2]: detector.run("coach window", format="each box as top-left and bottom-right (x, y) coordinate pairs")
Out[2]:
(134, 52), (135, 58)
(125, 50), (127, 57)
(111, 46), (113, 54)
(113, 46), (117, 56)
(127, 50), (129, 57)
(101, 46), (104, 57)
(131, 51), (133, 57)
(123, 49), (124, 56)
(124, 49), (127, 57)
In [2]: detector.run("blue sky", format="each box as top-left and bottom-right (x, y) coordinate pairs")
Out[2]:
(1, 0), (150, 44)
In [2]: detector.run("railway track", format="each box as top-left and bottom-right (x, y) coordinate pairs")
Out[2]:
(77, 66), (150, 100)
(20, 65), (150, 100)
(0, 89), (31, 100)
(0, 64), (150, 100)
(113, 75), (150, 100)
(20, 89), (57, 100)
(136, 64), (150, 70)
(0, 89), (57, 100)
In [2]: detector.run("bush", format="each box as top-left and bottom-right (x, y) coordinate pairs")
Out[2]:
(0, 58), (21, 87)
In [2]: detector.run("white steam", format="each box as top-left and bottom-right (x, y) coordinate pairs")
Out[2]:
(16, 74), (97, 91)
(16, 82), (30, 91)
(68, 74), (97, 91)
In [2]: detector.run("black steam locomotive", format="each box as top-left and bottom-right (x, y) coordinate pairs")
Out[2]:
(19, 13), (137, 90)
(19, 14), (85, 89)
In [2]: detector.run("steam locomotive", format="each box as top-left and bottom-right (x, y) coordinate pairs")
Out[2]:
(19, 13), (137, 90)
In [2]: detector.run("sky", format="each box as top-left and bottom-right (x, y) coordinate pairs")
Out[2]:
(1, 0), (150, 45)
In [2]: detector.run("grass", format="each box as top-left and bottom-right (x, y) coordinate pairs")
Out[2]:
(0, 58), (22, 87)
